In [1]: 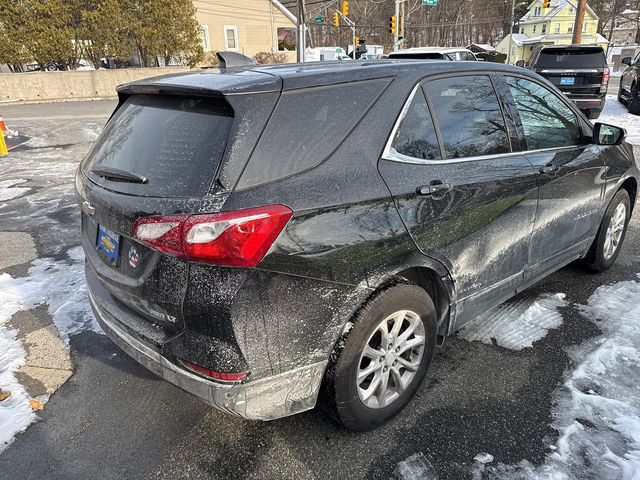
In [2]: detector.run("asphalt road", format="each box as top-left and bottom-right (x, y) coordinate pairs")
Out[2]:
(0, 99), (638, 480)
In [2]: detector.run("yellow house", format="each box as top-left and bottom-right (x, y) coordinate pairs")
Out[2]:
(194, 0), (297, 60)
(496, 0), (609, 63)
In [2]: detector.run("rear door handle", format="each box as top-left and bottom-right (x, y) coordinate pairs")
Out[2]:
(416, 183), (452, 196)
(540, 165), (559, 174)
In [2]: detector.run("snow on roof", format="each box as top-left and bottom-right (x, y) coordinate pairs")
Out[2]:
(509, 34), (529, 46)
(467, 43), (496, 52)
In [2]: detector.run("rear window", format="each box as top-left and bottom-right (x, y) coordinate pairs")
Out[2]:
(83, 94), (233, 197)
(388, 52), (445, 60)
(535, 48), (606, 68)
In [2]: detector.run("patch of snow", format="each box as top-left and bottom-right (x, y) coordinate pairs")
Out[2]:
(458, 293), (567, 350)
(395, 452), (437, 480)
(0, 179), (29, 202)
(0, 326), (35, 453)
(599, 95), (640, 145)
(0, 246), (101, 452)
(475, 277), (640, 479)
(474, 452), (494, 464)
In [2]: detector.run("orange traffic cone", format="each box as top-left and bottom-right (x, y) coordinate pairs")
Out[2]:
(0, 114), (7, 133)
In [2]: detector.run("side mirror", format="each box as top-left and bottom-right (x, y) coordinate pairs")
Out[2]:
(622, 56), (632, 66)
(593, 122), (626, 146)
(515, 60), (525, 67)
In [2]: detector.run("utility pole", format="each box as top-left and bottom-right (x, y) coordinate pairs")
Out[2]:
(571, 0), (587, 44)
(394, 0), (400, 51)
(296, 0), (306, 62)
(506, 0), (516, 64)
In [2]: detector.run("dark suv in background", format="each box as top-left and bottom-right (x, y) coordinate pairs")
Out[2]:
(520, 45), (609, 119)
(77, 59), (637, 431)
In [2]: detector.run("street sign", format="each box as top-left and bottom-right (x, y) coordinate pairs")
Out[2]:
(422, 0), (438, 5)
(314, 15), (325, 24)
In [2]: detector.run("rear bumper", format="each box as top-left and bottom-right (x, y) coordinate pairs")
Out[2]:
(563, 92), (606, 111)
(87, 283), (327, 421)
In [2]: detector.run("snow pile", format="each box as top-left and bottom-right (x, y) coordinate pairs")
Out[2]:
(0, 179), (30, 202)
(477, 277), (640, 479)
(458, 293), (567, 350)
(0, 246), (100, 452)
(599, 95), (640, 145)
(395, 452), (437, 480)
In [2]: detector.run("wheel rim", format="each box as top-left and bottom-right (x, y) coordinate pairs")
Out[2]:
(356, 310), (425, 409)
(603, 202), (626, 260)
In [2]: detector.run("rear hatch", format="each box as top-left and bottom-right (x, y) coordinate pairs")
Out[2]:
(532, 46), (607, 96)
(78, 78), (271, 335)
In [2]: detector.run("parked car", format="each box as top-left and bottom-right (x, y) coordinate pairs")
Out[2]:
(618, 52), (640, 115)
(77, 58), (637, 431)
(518, 45), (609, 120)
(387, 47), (478, 61)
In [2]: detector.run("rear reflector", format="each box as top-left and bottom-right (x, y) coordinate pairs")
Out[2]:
(178, 358), (248, 382)
(131, 205), (293, 267)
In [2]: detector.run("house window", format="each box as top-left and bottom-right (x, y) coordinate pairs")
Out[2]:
(568, 25), (573, 33)
(224, 25), (238, 51)
(582, 21), (587, 32)
(534, 6), (541, 16)
(520, 27), (525, 34)
(199, 25), (210, 52)
(277, 27), (296, 51)
(542, 23), (547, 34)
(533, 25), (537, 33)
(569, 6), (576, 13)
(555, 22), (560, 33)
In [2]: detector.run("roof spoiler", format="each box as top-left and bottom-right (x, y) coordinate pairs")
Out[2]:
(216, 51), (256, 68)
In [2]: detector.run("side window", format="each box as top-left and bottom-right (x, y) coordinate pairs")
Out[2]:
(423, 75), (511, 159)
(391, 89), (441, 160)
(505, 76), (581, 150)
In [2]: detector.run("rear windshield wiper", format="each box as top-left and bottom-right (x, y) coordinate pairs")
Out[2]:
(91, 167), (148, 184)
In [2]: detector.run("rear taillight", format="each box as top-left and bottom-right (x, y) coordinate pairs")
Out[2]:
(602, 67), (610, 86)
(178, 358), (248, 382)
(131, 205), (293, 267)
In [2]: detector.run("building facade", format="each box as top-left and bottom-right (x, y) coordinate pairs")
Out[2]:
(496, 0), (608, 63)
(194, 0), (297, 60)
(603, 8), (639, 47)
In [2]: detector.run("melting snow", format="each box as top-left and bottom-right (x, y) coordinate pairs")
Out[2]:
(395, 452), (437, 480)
(475, 277), (640, 479)
(458, 293), (568, 350)
(599, 95), (640, 145)
(0, 179), (29, 202)
(0, 246), (100, 452)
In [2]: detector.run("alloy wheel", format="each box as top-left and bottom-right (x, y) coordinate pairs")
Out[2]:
(356, 310), (425, 409)
(603, 202), (626, 260)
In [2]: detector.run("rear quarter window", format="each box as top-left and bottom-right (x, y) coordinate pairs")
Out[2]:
(237, 78), (390, 189)
(83, 94), (233, 197)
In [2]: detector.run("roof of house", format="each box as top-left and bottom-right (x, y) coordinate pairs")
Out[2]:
(519, 0), (598, 25)
(271, 0), (296, 23)
(467, 43), (496, 52)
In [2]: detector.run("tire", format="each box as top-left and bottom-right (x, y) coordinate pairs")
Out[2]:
(321, 284), (437, 431)
(618, 86), (625, 105)
(629, 83), (640, 115)
(583, 189), (631, 272)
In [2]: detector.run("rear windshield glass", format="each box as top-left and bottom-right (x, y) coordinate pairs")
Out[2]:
(536, 49), (605, 68)
(83, 94), (233, 197)
(388, 52), (445, 60)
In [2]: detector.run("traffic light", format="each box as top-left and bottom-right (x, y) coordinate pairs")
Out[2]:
(342, 1), (349, 17)
(542, 0), (550, 7)
(355, 36), (359, 46)
(333, 11), (339, 27)
(389, 15), (397, 35)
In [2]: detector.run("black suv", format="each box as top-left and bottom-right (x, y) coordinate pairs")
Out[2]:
(520, 45), (609, 119)
(77, 59), (637, 431)
(619, 51), (640, 114)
